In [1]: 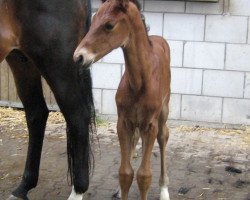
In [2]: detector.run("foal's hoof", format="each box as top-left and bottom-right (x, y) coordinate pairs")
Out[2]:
(112, 187), (121, 199)
(6, 195), (28, 200)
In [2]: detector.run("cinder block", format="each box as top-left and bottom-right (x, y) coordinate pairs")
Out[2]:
(164, 14), (205, 41)
(248, 19), (250, 44)
(92, 89), (102, 113)
(206, 15), (248, 43)
(222, 98), (250, 125)
(226, 44), (250, 72)
(184, 42), (225, 69)
(144, 1), (185, 13)
(245, 73), (250, 98)
(186, 0), (223, 14)
(102, 90), (117, 115)
(203, 70), (244, 98)
(171, 68), (202, 95)
(143, 12), (163, 36)
(168, 40), (183, 67)
(91, 63), (121, 89)
(229, 0), (250, 16)
(169, 94), (181, 120)
(102, 48), (124, 64)
(182, 95), (222, 123)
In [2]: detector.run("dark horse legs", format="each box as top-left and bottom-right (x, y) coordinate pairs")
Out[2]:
(44, 64), (91, 195)
(6, 50), (92, 199)
(2, 1), (93, 199)
(6, 51), (49, 199)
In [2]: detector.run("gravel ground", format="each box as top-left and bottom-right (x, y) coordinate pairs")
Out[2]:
(0, 108), (249, 200)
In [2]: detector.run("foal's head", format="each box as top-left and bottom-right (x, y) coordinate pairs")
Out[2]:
(74, 0), (140, 66)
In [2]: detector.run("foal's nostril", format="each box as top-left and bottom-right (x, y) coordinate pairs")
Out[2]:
(74, 54), (84, 65)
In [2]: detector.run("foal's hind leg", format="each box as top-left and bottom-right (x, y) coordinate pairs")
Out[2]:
(157, 106), (170, 200)
(6, 51), (49, 200)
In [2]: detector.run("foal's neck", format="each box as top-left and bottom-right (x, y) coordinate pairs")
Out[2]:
(122, 7), (151, 93)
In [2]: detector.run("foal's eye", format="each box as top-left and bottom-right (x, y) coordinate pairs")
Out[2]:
(105, 23), (114, 31)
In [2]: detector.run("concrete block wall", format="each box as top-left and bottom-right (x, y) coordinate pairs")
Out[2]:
(91, 0), (250, 125)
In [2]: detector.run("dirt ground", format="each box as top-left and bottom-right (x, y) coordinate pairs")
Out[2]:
(0, 108), (250, 200)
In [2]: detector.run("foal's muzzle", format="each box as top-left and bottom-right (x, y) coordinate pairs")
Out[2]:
(73, 48), (96, 67)
(74, 54), (84, 66)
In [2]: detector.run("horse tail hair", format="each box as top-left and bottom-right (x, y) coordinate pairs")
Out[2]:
(81, 0), (96, 178)
(80, 67), (97, 176)
(67, 0), (96, 186)
(66, 126), (73, 185)
(66, 67), (96, 187)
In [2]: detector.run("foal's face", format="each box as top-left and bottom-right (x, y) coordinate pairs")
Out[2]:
(74, 0), (130, 66)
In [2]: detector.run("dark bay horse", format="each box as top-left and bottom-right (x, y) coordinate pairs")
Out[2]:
(74, 0), (171, 199)
(0, 0), (95, 199)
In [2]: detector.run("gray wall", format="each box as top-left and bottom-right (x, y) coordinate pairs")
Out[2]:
(91, 0), (250, 125)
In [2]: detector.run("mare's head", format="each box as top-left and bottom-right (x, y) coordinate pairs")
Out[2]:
(74, 0), (140, 66)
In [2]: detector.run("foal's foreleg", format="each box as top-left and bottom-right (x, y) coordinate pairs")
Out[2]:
(157, 124), (170, 200)
(117, 118), (136, 200)
(137, 122), (158, 200)
(6, 52), (49, 199)
(114, 128), (140, 199)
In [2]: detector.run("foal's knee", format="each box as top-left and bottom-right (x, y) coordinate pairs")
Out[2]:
(119, 166), (134, 182)
(157, 127), (169, 143)
(136, 168), (152, 188)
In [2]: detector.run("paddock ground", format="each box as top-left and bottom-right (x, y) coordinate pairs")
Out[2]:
(0, 108), (249, 200)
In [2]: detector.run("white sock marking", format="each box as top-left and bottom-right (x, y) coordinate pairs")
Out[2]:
(160, 186), (170, 200)
(6, 195), (20, 200)
(67, 186), (83, 200)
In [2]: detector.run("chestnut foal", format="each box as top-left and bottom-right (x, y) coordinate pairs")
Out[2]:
(74, 0), (171, 199)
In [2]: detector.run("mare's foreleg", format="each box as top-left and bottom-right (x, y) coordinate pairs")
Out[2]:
(6, 51), (49, 200)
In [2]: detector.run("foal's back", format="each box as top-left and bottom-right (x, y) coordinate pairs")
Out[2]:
(149, 35), (171, 74)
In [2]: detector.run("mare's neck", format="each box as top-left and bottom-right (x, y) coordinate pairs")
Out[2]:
(122, 7), (151, 92)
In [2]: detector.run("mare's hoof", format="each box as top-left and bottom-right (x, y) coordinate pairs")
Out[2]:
(7, 195), (29, 200)
(112, 187), (121, 199)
